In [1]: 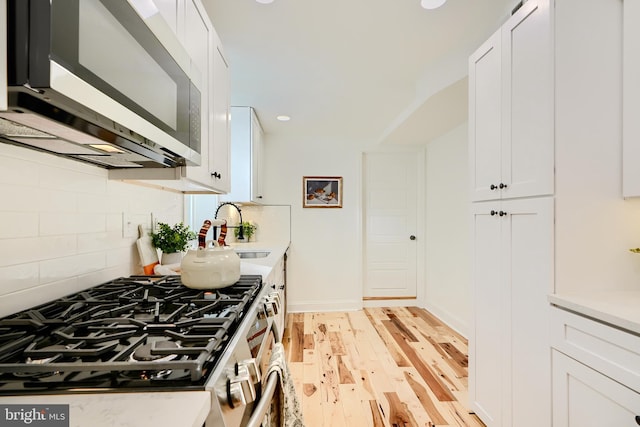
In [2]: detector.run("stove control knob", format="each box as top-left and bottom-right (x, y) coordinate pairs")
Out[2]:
(238, 358), (260, 385)
(264, 296), (279, 316)
(268, 291), (282, 308)
(226, 370), (256, 408)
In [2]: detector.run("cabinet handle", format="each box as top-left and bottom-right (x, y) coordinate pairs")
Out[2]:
(499, 183), (508, 189)
(212, 172), (221, 179)
(635, 415), (640, 425)
(490, 210), (498, 216)
(410, 235), (416, 241)
(490, 184), (498, 190)
(499, 211), (507, 217)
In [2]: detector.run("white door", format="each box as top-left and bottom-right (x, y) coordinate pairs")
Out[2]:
(363, 151), (419, 299)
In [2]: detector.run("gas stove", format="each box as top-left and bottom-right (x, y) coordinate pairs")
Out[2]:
(0, 275), (264, 395)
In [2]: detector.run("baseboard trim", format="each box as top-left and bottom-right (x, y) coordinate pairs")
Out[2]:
(362, 296), (417, 301)
(288, 300), (362, 313)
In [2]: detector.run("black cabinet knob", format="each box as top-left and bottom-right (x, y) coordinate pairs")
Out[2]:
(499, 183), (508, 189)
(499, 211), (507, 217)
(490, 210), (497, 216)
(211, 172), (221, 179)
(410, 235), (416, 240)
(635, 415), (640, 425)
(490, 184), (498, 190)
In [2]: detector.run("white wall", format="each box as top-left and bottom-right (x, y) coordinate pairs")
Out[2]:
(260, 132), (365, 312)
(424, 123), (471, 335)
(554, 0), (640, 293)
(0, 143), (183, 316)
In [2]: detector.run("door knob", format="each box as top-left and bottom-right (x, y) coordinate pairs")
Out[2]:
(410, 235), (416, 240)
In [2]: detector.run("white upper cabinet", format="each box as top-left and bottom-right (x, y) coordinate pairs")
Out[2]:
(623, 1), (640, 197)
(220, 106), (265, 203)
(210, 32), (231, 194)
(109, 0), (230, 193)
(469, 0), (554, 202)
(1, 0), (7, 111)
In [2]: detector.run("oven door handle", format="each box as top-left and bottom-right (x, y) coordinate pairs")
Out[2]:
(245, 368), (282, 427)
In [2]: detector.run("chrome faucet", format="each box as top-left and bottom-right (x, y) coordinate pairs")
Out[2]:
(214, 202), (245, 241)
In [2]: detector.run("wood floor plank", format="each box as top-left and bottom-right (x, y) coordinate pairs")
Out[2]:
(283, 307), (485, 427)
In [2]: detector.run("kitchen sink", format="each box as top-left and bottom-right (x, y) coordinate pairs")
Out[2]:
(236, 251), (271, 259)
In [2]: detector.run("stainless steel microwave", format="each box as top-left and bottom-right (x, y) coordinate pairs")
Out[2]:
(0, 0), (202, 169)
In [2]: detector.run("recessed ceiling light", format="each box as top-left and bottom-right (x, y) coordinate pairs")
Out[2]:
(276, 115), (291, 122)
(420, 0), (446, 9)
(255, 0), (274, 4)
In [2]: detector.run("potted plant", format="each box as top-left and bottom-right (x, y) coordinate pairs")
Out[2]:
(150, 222), (196, 264)
(234, 221), (257, 242)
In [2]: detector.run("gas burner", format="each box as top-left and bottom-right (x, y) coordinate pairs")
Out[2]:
(0, 274), (264, 393)
(131, 341), (181, 362)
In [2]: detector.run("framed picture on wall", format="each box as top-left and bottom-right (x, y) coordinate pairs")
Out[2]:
(303, 176), (343, 208)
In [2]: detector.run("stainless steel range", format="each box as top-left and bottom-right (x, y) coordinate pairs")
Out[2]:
(0, 274), (283, 427)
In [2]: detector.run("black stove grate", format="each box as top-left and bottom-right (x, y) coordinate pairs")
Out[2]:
(0, 275), (263, 395)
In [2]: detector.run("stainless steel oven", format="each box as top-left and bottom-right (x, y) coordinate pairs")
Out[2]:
(207, 291), (282, 427)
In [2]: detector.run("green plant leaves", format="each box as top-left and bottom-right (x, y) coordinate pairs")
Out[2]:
(150, 222), (196, 253)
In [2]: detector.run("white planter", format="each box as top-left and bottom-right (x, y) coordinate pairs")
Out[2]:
(161, 252), (183, 265)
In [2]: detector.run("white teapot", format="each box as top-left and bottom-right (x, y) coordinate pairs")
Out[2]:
(180, 220), (241, 289)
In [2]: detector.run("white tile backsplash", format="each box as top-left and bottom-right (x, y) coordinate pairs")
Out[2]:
(0, 143), (184, 313)
(0, 264), (38, 294)
(0, 154), (39, 186)
(0, 212), (39, 238)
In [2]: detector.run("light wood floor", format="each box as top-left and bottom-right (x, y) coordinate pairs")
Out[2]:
(282, 307), (485, 427)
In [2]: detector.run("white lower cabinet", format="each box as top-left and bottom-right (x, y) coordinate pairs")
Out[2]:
(551, 307), (640, 426)
(552, 350), (640, 427)
(470, 196), (554, 427)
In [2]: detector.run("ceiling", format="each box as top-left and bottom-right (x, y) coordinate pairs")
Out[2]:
(202, 0), (515, 145)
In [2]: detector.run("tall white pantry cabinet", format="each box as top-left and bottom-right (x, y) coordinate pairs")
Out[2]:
(468, 0), (554, 426)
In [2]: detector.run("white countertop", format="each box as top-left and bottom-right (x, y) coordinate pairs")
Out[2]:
(0, 391), (210, 427)
(232, 242), (289, 279)
(549, 290), (640, 335)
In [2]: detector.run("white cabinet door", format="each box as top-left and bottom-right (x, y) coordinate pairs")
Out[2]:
(1, 0), (7, 111)
(506, 197), (553, 427)
(470, 197), (554, 427)
(250, 110), (264, 202)
(469, 30), (502, 202)
(220, 106), (263, 203)
(211, 35), (231, 193)
(553, 350), (640, 427)
(470, 201), (504, 426)
(502, 0), (554, 200)
(152, 0), (179, 35)
(182, 0), (213, 188)
(469, 0), (553, 202)
(623, 0), (640, 197)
